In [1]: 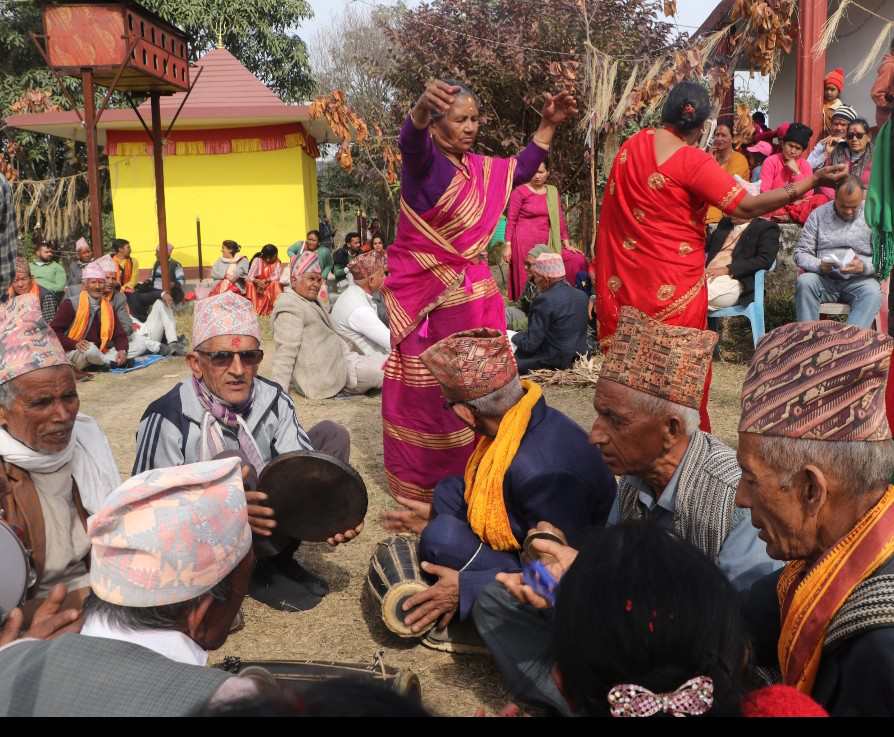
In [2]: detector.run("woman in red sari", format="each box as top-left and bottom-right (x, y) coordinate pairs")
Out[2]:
(246, 243), (283, 316)
(595, 82), (847, 429)
(382, 79), (577, 505)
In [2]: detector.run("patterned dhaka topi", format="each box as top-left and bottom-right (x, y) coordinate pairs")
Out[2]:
(0, 296), (69, 384)
(192, 290), (261, 350)
(531, 252), (565, 279)
(420, 328), (518, 402)
(95, 254), (118, 276)
(348, 251), (385, 281)
(739, 321), (893, 441)
(88, 457), (252, 607)
(81, 261), (106, 281)
(598, 306), (717, 409)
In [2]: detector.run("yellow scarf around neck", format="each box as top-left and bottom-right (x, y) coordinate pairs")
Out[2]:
(464, 380), (543, 552)
(67, 290), (114, 352)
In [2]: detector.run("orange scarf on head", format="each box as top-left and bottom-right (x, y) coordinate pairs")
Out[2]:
(113, 254), (132, 285)
(67, 290), (115, 352)
(777, 484), (894, 694)
(463, 381), (542, 552)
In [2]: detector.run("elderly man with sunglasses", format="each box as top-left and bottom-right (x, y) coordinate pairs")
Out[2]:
(133, 291), (360, 612)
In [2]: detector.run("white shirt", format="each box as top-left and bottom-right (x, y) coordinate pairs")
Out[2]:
(330, 284), (391, 357)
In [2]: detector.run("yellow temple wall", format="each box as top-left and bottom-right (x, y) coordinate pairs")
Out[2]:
(108, 145), (319, 273)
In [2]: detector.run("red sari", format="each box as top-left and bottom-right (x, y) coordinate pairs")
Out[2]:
(246, 258), (283, 316)
(595, 129), (747, 429)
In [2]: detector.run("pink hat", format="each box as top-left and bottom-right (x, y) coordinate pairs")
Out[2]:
(291, 251), (321, 276)
(95, 254), (118, 275)
(0, 297), (70, 384)
(89, 458), (252, 607)
(347, 251), (385, 281)
(75, 237), (90, 253)
(746, 141), (772, 157)
(192, 291), (261, 349)
(81, 261), (106, 281)
(531, 252), (566, 279)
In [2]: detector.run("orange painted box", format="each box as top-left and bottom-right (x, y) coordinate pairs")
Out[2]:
(41, 1), (189, 92)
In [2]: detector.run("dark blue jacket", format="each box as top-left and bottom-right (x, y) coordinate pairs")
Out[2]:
(422, 397), (616, 618)
(512, 280), (589, 369)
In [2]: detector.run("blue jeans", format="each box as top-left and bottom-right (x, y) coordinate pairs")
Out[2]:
(795, 273), (882, 328)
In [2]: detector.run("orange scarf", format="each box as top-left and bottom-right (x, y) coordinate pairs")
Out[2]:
(114, 255), (132, 285)
(7, 281), (39, 301)
(463, 381), (542, 552)
(777, 484), (894, 693)
(67, 290), (115, 352)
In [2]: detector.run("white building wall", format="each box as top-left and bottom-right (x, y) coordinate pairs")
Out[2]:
(768, 0), (894, 126)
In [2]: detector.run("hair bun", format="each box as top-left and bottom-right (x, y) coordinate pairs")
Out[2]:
(680, 102), (696, 120)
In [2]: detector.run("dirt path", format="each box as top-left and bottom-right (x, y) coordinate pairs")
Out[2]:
(77, 322), (747, 716)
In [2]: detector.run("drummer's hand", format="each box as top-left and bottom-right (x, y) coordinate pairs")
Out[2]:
(327, 521), (364, 547)
(403, 562), (459, 633)
(0, 584), (82, 646)
(245, 490), (276, 537)
(381, 497), (432, 535)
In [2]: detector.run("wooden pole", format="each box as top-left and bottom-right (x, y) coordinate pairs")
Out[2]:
(82, 68), (104, 257)
(150, 92), (172, 293)
(196, 216), (204, 282)
(795, 0), (828, 148)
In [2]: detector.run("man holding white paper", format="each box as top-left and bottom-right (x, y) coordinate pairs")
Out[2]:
(794, 175), (881, 328)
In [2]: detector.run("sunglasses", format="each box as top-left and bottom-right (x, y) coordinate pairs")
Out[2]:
(846, 132), (866, 140)
(196, 349), (264, 368)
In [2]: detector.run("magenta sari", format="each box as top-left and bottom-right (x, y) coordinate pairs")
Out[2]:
(382, 153), (516, 503)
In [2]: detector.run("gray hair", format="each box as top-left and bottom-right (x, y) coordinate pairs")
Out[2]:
(630, 390), (700, 437)
(465, 376), (524, 418)
(754, 435), (894, 497)
(0, 380), (16, 410)
(82, 576), (231, 633)
(430, 80), (481, 121)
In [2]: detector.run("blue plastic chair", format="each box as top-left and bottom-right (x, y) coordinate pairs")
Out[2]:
(708, 261), (776, 348)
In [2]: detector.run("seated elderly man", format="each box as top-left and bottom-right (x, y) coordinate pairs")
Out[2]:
(134, 291), (360, 612)
(794, 176), (881, 328)
(0, 299), (120, 625)
(738, 321), (894, 716)
(51, 260), (128, 370)
(0, 458), (264, 717)
(331, 251), (390, 361)
(383, 328), (616, 652)
(8, 257), (58, 323)
(271, 252), (384, 399)
(67, 237), (94, 287)
(472, 308), (779, 714)
(511, 252), (589, 374)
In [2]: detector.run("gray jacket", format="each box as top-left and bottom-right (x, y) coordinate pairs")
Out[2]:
(0, 634), (231, 716)
(132, 375), (312, 474)
(794, 201), (876, 280)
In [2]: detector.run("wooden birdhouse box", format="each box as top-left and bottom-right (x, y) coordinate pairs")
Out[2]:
(40, 1), (190, 93)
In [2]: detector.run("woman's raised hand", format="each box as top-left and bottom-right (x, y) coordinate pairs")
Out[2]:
(814, 162), (849, 188)
(412, 80), (460, 128)
(540, 90), (579, 127)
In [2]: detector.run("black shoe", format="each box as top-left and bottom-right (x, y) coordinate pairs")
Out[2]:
(158, 343), (173, 357)
(248, 560), (324, 612)
(273, 555), (330, 597)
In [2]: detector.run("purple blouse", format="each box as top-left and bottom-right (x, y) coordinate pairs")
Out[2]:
(399, 116), (548, 213)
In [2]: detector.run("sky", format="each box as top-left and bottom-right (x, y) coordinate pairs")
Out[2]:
(297, 0), (769, 101)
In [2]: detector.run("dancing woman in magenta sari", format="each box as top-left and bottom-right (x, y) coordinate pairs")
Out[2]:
(382, 80), (577, 504)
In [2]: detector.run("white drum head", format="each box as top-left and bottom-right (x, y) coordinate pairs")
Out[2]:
(0, 521), (29, 619)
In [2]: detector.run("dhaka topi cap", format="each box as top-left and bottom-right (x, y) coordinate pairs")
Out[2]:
(13, 256), (30, 279)
(420, 328), (518, 402)
(746, 141), (773, 157)
(95, 254), (118, 276)
(192, 291), (261, 350)
(783, 122), (813, 149)
(825, 68), (845, 93)
(347, 251), (385, 281)
(739, 321), (893, 441)
(75, 237), (90, 253)
(528, 244), (550, 262)
(0, 296), (70, 384)
(88, 458), (252, 607)
(599, 307), (717, 410)
(291, 251), (321, 277)
(81, 261), (106, 281)
(830, 105), (858, 124)
(531, 252), (565, 279)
